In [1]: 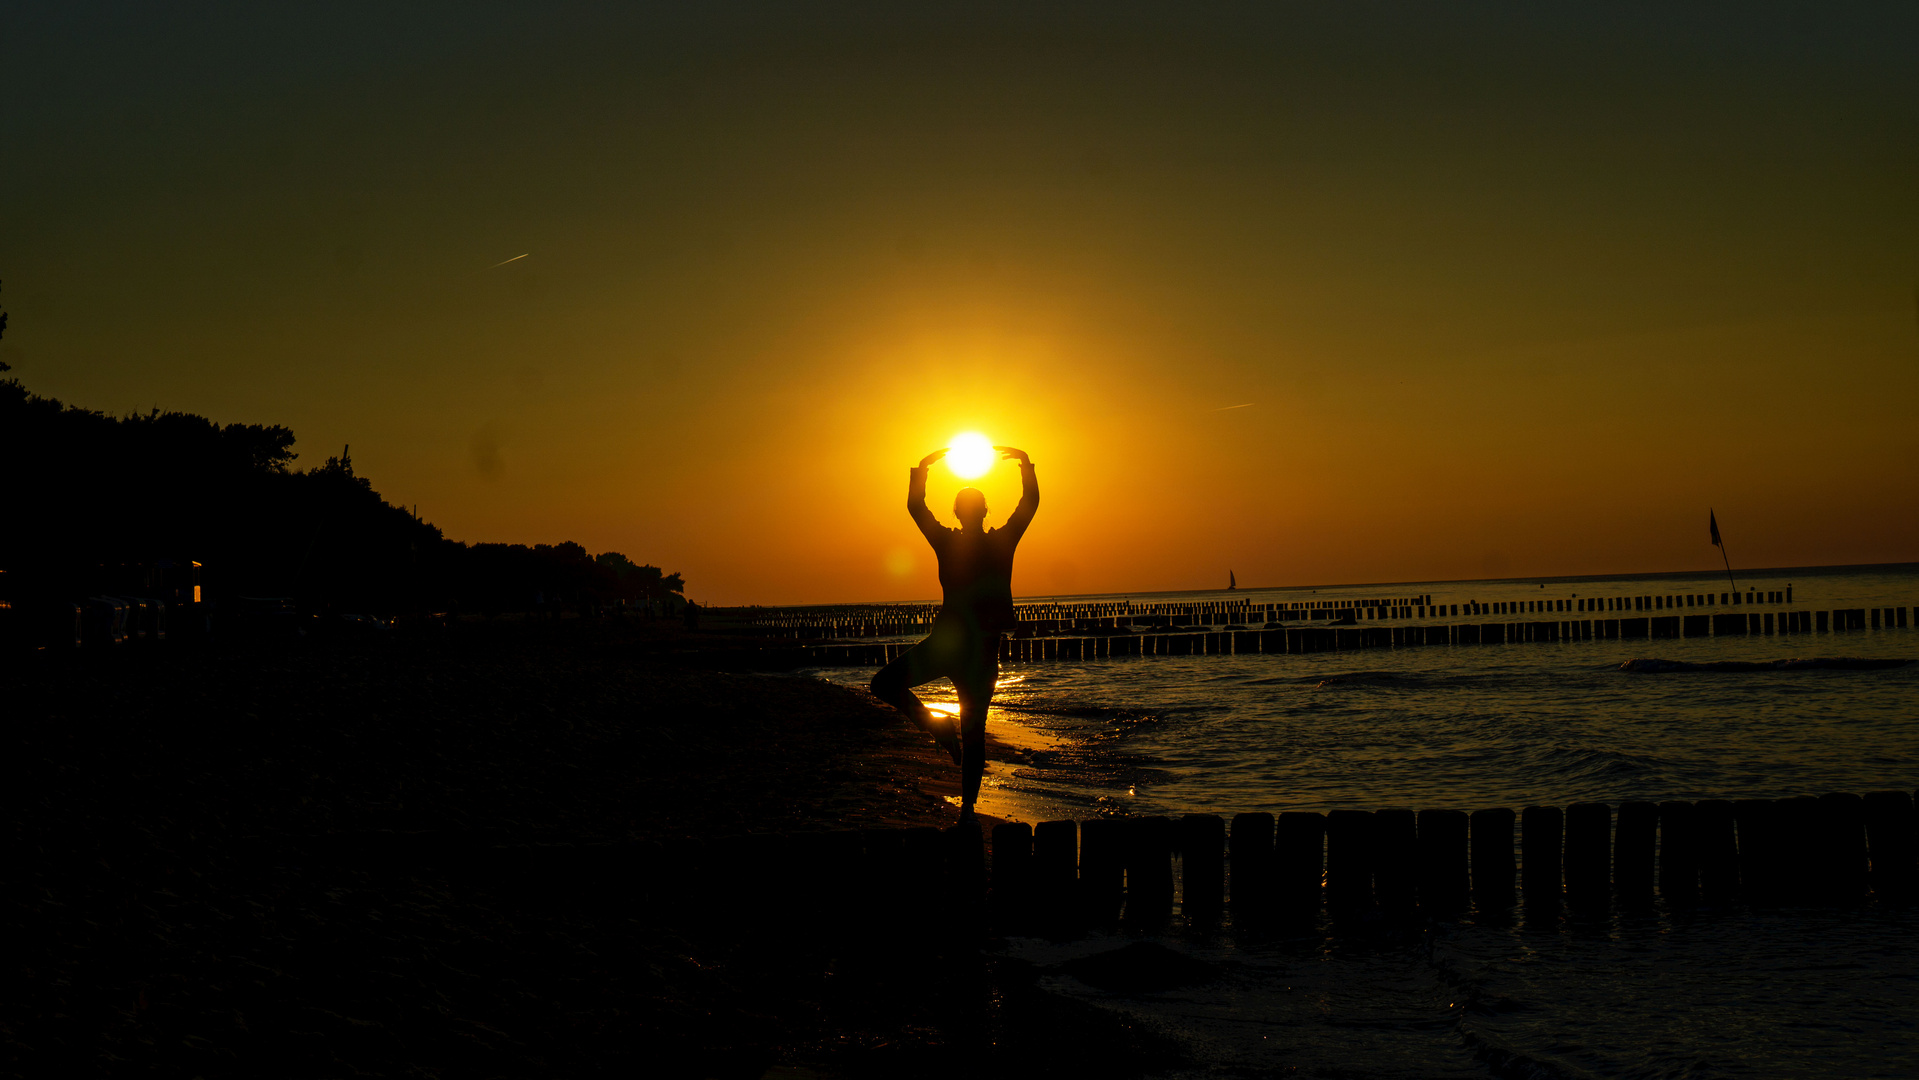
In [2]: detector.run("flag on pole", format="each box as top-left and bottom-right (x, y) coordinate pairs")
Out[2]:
(1709, 509), (1737, 590)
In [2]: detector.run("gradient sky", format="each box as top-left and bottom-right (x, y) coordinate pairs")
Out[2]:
(4, 3), (1915, 605)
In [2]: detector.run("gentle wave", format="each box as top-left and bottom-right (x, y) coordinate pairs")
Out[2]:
(1524, 743), (1666, 782)
(1618, 656), (1911, 673)
(1234, 668), (1523, 689)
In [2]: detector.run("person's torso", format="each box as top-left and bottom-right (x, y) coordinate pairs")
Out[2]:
(933, 527), (1020, 630)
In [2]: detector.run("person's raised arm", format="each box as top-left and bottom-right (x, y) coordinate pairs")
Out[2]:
(995, 445), (1039, 540)
(909, 448), (947, 542)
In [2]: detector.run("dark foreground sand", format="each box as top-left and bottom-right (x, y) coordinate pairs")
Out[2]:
(4, 618), (1179, 1078)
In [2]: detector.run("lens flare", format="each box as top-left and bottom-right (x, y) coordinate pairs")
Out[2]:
(947, 432), (995, 479)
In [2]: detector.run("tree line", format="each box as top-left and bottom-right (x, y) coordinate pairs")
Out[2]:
(0, 282), (684, 615)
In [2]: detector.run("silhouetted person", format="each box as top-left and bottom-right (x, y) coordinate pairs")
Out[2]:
(871, 445), (1038, 816)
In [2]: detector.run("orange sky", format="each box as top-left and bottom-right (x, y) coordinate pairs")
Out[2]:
(3, 6), (1915, 604)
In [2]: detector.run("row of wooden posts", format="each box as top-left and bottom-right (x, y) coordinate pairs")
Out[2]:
(736, 596), (1433, 639)
(730, 587), (1811, 640)
(679, 791), (1919, 936)
(994, 792), (1918, 922)
(793, 608), (1912, 666)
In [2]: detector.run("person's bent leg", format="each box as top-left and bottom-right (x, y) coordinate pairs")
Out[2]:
(869, 651), (928, 723)
(871, 639), (961, 763)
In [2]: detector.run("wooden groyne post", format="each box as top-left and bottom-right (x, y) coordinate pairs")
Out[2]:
(1521, 804), (1563, 908)
(1615, 801), (1658, 908)
(1470, 807), (1516, 910)
(1179, 813), (1227, 919)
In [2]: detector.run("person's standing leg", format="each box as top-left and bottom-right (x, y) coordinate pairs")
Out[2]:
(953, 635), (1000, 813)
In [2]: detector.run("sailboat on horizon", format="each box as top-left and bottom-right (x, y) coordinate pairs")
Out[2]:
(1227, 570), (1237, 591)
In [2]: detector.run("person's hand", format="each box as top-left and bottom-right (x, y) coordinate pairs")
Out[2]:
(918, 448), (949, 468)
(994, 445), (1030, 464)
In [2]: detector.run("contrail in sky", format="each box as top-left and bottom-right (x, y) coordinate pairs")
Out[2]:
(488, 253), (529, 269)
(1213, 402), (1255, 411)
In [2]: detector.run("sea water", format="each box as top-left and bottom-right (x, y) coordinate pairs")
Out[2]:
(809, 563), (1919, 1079)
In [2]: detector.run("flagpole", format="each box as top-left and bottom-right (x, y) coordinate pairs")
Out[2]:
(1718, 536), (1738, 592)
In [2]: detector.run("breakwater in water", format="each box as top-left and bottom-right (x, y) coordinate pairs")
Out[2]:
(675, 790), (1918, 934)
(727, 583), (1806, 641)
(732, 593), (1438, 638)
(780, 603), (1913, 667)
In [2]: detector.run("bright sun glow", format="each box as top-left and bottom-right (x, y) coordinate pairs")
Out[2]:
(947, 432), (995, 479)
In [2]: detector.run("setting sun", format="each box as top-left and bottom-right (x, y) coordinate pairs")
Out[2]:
(946, 433), (995, 480)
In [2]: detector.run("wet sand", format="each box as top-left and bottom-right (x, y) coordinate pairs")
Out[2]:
(3, 617), (1177, 1078)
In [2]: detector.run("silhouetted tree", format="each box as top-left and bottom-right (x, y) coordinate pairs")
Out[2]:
(594, 552), (686, 606)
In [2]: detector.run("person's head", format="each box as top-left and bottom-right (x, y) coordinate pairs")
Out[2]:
(954, 488), (988, 529)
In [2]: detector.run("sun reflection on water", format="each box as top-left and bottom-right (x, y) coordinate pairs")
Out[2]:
(911, 670), (1033, 728)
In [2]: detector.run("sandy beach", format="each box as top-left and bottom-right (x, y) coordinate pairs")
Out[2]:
(3, 617), (1175, 1078)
